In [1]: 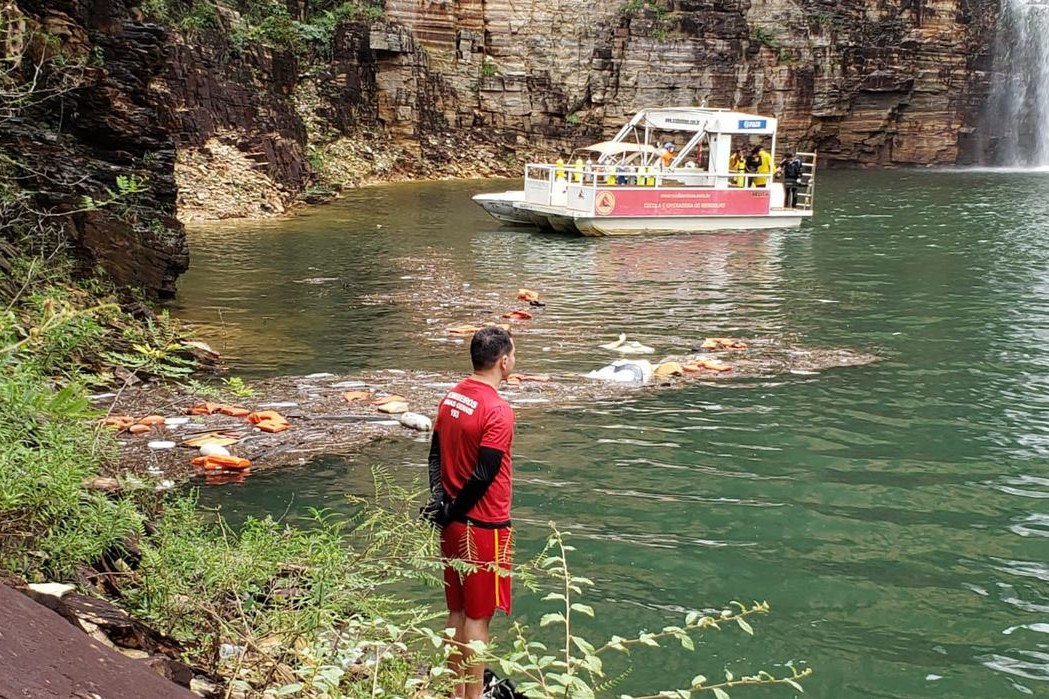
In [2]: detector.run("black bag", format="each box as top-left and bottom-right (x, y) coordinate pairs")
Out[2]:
(483, 669), (528, 699)
(784, 158), (803, 180)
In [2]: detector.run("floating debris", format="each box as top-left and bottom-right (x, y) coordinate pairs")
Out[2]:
(600, 334), (655, 355)
(399, 412), (433, 431)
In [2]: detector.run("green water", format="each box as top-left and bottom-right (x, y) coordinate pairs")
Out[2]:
(173, 171), (1049, 697)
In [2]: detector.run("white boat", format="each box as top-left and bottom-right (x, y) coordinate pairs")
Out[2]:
(471, 190), (532, 225)
(473, 107), (816, 236)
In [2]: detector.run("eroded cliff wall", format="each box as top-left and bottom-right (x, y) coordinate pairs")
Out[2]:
(379, 0), (996, 165)
(1, 0), (1000, 295)
(1, 0), (188, 297)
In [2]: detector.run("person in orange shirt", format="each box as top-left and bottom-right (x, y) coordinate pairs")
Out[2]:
(658, 142), (675, 168)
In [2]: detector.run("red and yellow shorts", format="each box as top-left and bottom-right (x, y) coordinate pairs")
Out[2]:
(440, 521), (513, 619)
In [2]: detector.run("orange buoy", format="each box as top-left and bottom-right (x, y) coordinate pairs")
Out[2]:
(342, 390), (372, 402)
(99, 416), (135, 430)
(187, 402), (223, 416)
(192, 454), (252, 471)
(371, 395), (407, 406)
(447, 324), (481, 335)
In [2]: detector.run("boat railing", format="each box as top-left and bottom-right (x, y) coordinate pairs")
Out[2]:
(524, 162), (773, 193)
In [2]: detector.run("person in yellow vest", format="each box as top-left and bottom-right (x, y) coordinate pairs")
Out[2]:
(751, 145), (772, 187)
(573, 156), (584, 183)
(555, 157), (566, 181)
(729, 147), (747, 187)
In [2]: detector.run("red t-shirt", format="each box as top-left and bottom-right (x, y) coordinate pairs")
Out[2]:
(436, 377), (514, 524)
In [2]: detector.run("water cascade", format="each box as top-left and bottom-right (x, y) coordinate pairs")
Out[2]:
(985, 0), (1049, 166)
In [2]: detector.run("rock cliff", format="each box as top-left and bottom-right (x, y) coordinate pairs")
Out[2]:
(380, 0), (997, 165)
(1, 0), (188, 297)
(1, 0), (1001, 295)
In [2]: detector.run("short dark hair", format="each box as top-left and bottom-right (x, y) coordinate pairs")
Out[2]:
(471, 326), (513, 370)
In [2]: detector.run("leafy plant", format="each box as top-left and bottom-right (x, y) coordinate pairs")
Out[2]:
(80, 174), (150, 223)
(0, 364), (141, 579)
(479, 526), (813, 698)
(750, 26), (780, 48)
(222, 376), (255, 397)
(178, 1), (223, 36)
(101, 310), (198, 379)
(480, 59), (499, 78)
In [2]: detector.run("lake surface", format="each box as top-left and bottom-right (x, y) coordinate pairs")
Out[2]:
(173, 170), (1049, 697)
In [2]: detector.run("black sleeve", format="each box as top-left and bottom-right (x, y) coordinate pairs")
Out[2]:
(427, 432), (445, 501)
(446, 446), (504, 522)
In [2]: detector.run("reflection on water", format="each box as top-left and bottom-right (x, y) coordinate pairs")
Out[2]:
(179, 172), (1049, 697)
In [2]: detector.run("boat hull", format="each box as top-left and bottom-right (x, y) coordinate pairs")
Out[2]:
(574, 210), (811, 236)
(472, 191), (532, 225)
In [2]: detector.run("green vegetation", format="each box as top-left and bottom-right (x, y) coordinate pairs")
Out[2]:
(480, 58), (499, 78)
(140, 1), (385, 60)
(749, 26), (780, 48)
(619, 0), (671, 42)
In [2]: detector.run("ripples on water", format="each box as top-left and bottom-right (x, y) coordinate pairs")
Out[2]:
(180, 171), (1049, 697)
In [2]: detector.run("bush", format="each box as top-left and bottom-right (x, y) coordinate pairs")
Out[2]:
(0, 364), (141, 579)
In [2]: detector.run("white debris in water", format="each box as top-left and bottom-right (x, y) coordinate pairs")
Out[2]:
(293, 277), (339, 285)
(199, 444), (231, 457)
(925, 675), (942, 681)
(386, 369), (406, 374)
(330, 381), (367, 389)
(303, 372), (335, 379)
(147, 440), (177, 450)
(164, 416), (190, 426)
(399, 412), (433, 431)
(88, 392), (117, 402)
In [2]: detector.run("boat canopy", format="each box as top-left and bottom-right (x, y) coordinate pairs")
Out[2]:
(628, 107), (778, 136)
(576, 141), (659, 157)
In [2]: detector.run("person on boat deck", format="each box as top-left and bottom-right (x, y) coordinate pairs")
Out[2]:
(778, 152), (804, 208)
(657, 142), (675, 168)
(729, 146), (747, 187)
(423, 326), (517, 699)
(750, 145), (772, 188)
(744, 148), (759, 184)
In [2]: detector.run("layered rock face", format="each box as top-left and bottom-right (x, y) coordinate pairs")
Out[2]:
(0, 0), (1001, 295)
(1, 0), (187, 297)
(381, 0), (997, 165)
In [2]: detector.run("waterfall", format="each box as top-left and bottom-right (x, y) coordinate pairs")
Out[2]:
(986, 0), (1049, 166)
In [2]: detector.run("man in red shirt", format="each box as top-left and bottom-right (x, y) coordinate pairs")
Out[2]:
(425, 326), (516, 699)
